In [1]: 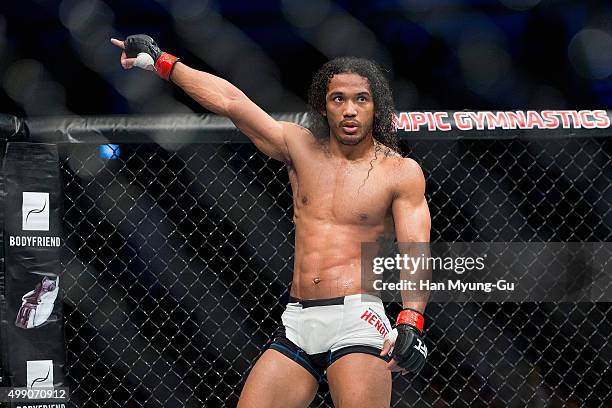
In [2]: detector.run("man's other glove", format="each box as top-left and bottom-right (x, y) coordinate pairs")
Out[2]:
(124, 34), (180, 81)
(388, 308), (427, 373)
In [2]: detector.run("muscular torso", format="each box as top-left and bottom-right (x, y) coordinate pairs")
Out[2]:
(286, 130), (400, 300)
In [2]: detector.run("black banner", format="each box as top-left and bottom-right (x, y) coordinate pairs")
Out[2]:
(0, 143), (65, 401)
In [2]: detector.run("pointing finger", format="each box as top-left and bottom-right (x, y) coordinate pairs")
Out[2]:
(110, 38), (125, 49)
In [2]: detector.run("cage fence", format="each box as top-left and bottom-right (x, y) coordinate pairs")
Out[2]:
(52, 133), (611, 408)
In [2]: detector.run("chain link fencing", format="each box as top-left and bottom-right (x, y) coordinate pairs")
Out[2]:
(55, 132), (611, 407)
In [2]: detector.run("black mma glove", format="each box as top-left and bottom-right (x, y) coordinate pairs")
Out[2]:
(124, 34), (180, 81)
(388, 308), (427, 373)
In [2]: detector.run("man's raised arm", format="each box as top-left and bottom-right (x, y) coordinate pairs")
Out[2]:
(111, 35), (291, 162)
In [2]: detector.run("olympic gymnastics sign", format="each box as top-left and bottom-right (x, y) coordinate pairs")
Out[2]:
(394, 110), (611, 132)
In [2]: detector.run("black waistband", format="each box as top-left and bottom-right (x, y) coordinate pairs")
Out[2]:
(288, 296), (345, 308)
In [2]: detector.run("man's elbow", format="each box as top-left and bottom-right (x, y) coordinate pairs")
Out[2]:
(224, 90), (249, 118)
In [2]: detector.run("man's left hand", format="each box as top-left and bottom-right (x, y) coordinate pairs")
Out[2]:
(380, 309), (428, 375)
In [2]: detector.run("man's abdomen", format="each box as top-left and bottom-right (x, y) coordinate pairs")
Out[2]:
(290, 218), (388, 299)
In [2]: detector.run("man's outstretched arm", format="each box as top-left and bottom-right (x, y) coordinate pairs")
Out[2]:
(111, 35), (291, 162)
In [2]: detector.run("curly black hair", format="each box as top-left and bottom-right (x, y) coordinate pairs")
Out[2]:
(307, 57), (399, 153)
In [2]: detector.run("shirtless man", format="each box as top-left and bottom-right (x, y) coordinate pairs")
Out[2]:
(112, 35), (430, 408)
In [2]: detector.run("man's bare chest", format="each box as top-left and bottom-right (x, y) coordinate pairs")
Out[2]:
(289, 157), (394, 224)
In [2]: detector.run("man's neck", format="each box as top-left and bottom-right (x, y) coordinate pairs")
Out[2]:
(328, 134), (375, 161)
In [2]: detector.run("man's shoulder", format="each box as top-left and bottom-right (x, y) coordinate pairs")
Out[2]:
(280, 121), (318, 147)
(382, 155), (425, 196)
(381, 153), (422, 177)
(398, 156), (423, 177)
(279, 121), (328, 163)
(280, 121), (314, 138)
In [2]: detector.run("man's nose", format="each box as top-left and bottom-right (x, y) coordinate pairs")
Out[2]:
(343, 101), (357, 116)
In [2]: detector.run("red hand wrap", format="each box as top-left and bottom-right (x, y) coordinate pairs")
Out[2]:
(155, 52), (180, 81)
(396, 309), (424, 334)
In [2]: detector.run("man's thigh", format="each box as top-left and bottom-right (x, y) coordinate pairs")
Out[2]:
(326, 352), (392, 408)
(238, 349), (319, 408)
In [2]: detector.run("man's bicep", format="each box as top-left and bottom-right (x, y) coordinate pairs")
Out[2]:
(393, 196), (431, 243)
(392, 160), (431, 243)
(230, 100), (291, 162)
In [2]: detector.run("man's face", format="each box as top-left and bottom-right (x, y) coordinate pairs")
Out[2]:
(324, 73), (375, 146)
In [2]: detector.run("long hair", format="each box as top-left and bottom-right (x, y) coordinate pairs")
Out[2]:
(307, 57), (399, 154)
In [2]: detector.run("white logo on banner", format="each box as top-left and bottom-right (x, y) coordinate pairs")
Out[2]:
(22, 192), (49, 231)
(26, 360), (53, 388)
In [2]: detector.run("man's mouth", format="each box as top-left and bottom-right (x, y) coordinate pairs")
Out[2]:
(341, 123), (359, 134)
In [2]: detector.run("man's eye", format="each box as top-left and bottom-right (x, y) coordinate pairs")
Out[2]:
(358, 96), (368, 102)
(333, 96), (343, 102)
